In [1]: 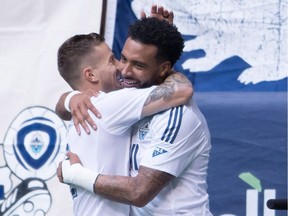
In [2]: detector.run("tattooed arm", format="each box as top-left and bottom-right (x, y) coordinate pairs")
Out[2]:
(95, 166), (173, 207)
(141, 71), (193, 118)
(59, 151), (174, 207)
(55, 71), (192, 134)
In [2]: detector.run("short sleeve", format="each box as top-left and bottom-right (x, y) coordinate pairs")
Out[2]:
(92, 86), (156, 134)
(140, 104), (211, 177)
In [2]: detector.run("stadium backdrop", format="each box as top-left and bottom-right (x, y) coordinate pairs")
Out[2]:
(0, 0), (286, 215)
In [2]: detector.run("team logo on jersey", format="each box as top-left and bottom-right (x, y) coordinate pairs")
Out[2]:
(138, 120), (150, 141)
(152, 147), (168, 157)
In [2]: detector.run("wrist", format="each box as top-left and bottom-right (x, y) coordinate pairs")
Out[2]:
(64, 91), (81, 112)
(62, 160), (99, 193)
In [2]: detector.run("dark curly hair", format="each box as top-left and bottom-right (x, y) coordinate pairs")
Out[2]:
(128, 17), (184, 67)
(57, 33), (105, 89)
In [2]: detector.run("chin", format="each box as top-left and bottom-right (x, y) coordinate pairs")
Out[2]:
(138, 82), (154, 89)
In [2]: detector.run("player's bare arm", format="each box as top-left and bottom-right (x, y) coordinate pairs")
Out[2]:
(55, 71), (192, 134)
(141, 72), (193, 117)
(55, 88), (101, 134)
(95, 165), (174, 207)
(55, 92), (71, 120)
(57, 152), (174, 207)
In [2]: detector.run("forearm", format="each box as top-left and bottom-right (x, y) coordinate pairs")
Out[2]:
(141, 72), (193, 117)
(62, 159), (174, 207)
(95, 175), (148, 207)
(55, 92), (72, 120)
(94, 166), (173, 207)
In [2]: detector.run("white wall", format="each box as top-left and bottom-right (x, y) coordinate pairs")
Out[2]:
(0, 1), (105, 215)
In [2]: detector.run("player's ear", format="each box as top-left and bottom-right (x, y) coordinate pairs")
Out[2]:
(83, 67), (99, 83)
(159, 61), (171, 77)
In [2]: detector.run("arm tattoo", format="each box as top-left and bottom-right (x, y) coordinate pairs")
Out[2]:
(144, 83), (175, 106)
(144, 73), (190, 106)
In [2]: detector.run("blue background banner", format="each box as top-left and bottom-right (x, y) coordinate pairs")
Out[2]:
(196, 92), (287, 215)
(112, 0), (287, 215)
(112, 0), (287, 92)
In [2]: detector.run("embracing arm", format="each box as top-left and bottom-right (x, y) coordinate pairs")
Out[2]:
(55, 72), (192, 134)
(141, 72), (192, 118)
(95, 166), (173, 207)
(58, 152), (173, 207)
(55, 92), (71, 120)
(55, 88), (101, 134)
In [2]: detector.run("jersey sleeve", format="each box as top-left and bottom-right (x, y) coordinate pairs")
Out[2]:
(139, 103), (211, 177)
(92, 86), (156, 135)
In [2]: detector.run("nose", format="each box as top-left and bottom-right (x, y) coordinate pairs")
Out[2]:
(115, 59), (123, 70)
(118, 61), (133, 77)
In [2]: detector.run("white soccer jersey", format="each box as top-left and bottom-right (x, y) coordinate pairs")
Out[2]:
(130, 99), (213, 216)
(67, 87), (156, 216)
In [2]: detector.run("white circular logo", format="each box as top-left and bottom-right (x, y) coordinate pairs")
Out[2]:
(3, 106), (67, 180)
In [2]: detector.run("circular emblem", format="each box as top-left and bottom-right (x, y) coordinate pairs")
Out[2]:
(3, 106), (67, 180)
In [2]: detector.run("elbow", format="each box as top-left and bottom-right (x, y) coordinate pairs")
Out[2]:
(186, 84), (194, 99)
(178, 84), (193, 104)
(128, 185), (155, 207)
(55, 103), (71, 121)
(130, 193), (152, 207)
(55, 104), (63, 118)
(126, 173), (162, 207)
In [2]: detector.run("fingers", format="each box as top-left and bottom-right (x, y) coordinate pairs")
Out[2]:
(57, 154), (76, 184)
(72, 110), (90, 135)
(157, 6), (165, 17)
(162, 9), (169, 18)
(87, 100), (101, 119)
(66, 151), (82, 165)
(168, 11), (174, 24)
(159, 7), (173, 24)
(57, 152), (82, 185)
(66, 151), (73, 159)
(150, 4), (157, 14)
(70, 93), (98, 135)
(148, 4), (174, 24)
(57, 161), (64, 183)
(140, 10), (146, 18)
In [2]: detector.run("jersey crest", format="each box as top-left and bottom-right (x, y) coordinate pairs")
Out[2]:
(138, 120), (150, 141)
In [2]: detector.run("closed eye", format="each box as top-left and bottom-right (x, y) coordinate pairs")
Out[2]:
(120, 54), (127, 63)
(135, 63), (145, 69)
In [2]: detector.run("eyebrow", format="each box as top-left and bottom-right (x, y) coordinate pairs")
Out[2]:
(121, 53), (148, 67)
